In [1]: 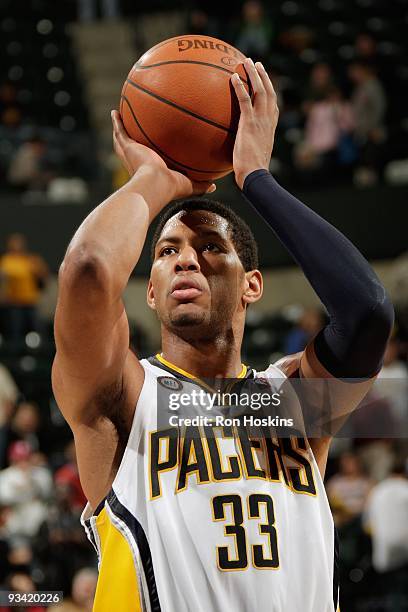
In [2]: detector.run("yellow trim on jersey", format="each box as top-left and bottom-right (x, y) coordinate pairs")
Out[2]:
(155, 353), (247, 383)
(92, 507), (142, 612)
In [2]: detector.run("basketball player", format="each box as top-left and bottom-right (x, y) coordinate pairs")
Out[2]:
(52, 59), (393, 611)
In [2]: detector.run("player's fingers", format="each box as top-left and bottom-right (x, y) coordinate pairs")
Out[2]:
(111, 109), (130, 148)
(255, 62), (276, 99)
(231, 73), (252, 115)
(112, 126), (120, 156)
(111, 121), (132, 174)
(112, 124), (123, 158)
(255, 62), (279, 120)
(244, 57), (266, 108)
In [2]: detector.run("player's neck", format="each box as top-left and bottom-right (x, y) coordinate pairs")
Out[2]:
(160, 332), (244, 379)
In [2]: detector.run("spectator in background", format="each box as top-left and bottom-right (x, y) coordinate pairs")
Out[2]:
(77, 0), (121, 22)
(7, 536), (33, 577)
(0, 502), (11, 585)
(235, 1), (272, 59)
(0, 234), (49, 345)
(303, 63), (335, 108)
(188, 10), (219, 37)
(327, 452), (373, 523)
(34, 478), (94, 593)
(354, 33), (378, 64)
(284, 307), (325, 354)
(268, 67), (302, 132)
(54, 441), (87, 514)
(349, 61), (386, 141)
(389, 252), (408, 340)
(349, 393), (396, 482)
(49, 568), (97, 612)
(364, 458), (408, 609)
(1, 402), (46, 469)
(0, 82), (22, 130)
(295, 87), (355, 173)
(0, 441), (52, 538)
(376, 335), (408, 430)
(348, 60), (387, 186)
(352, 32), (393, 85)
(7, 134), (52, 192)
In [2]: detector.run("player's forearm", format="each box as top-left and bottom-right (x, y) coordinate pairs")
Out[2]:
(243, 170), (394, 377)
(63, 165), (173, 295)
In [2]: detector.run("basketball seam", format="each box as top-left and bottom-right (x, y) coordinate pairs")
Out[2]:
(121, 95), (232, 174)
(134, 60), (249, 86)
(126, 78), (234, 134)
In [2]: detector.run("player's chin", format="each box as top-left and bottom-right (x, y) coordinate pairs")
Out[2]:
(169, 302), (208, 327)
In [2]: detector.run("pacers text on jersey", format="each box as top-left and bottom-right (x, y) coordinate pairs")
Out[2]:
(149, 426), (317, 499)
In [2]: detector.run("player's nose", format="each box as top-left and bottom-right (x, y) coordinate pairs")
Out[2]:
(175, 245), (200, 272)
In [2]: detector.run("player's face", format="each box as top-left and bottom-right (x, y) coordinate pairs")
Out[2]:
(148, 210), (261, 338)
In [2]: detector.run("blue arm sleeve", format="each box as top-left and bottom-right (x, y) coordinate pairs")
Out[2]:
(243, 170), (394, 378)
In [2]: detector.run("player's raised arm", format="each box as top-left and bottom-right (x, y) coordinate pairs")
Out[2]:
(231, 59), (394, 465)
(52, 111), (214, 504)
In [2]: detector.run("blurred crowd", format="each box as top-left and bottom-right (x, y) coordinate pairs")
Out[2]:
(0, 414), (97, 610)
(326, 331), (408, 610)
(1, 0), (407, 203)
(0, 233), (96, 610)
(187, 0), (405, 188)
(0, 233), (48, 346)
(0, 82), (94, 205)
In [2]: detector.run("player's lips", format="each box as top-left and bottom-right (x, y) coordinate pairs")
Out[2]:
(170, 278), (204, 301)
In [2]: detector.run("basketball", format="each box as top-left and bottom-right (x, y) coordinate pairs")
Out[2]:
(119, 35), (249, 181)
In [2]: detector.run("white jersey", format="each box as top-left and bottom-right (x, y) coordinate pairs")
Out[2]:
(82, 356), (338, 612)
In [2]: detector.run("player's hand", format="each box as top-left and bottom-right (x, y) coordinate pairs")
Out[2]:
(111, 110), (216, 200)
(231, 58), (279, 190)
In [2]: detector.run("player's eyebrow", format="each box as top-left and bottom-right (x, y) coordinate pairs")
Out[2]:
(155, 229), (229, 250)
(155, 235), (182, 250)
(195, 228), (228, 242)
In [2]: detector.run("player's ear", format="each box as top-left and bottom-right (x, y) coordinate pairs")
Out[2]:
(242, 269), (263, 305)
(147, 279), (156, 310)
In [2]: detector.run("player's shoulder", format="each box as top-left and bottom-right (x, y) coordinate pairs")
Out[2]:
(255, 351), (303, 380)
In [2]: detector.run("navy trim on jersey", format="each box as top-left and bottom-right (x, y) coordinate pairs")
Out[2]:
(108, 489), (162, 612)
(84, 518), (98, 556)
(94, 497), (106, 516)
(83, 498), (106, 556)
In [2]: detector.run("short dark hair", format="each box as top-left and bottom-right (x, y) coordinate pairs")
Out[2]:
(151, 198), (259, 271)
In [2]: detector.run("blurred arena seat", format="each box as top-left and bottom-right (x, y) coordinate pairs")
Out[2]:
(0, 0), (87, 130)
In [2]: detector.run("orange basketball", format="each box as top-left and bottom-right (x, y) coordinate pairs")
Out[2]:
(120, 35), (249, 182)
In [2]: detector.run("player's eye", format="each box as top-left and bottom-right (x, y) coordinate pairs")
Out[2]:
(202, 242), (220, 253)
(160, 247), (177, 257)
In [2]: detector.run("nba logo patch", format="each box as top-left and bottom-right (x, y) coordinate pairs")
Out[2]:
(157, 376), (183, 391)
